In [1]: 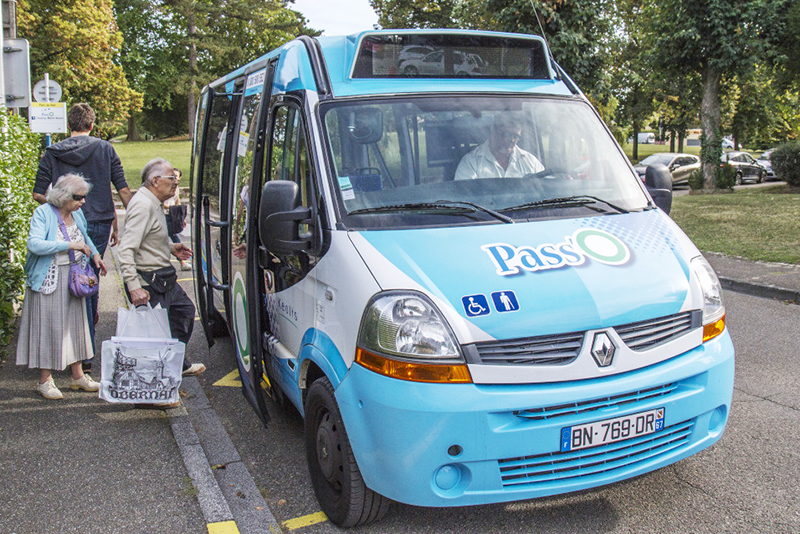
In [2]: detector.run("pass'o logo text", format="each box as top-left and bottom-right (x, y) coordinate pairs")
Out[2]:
(482, 229), (630, 276)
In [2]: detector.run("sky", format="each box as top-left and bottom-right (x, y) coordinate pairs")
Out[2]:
(292, 0), (380, 36)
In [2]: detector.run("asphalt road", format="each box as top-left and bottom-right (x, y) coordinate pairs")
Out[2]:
(200, 289), (800, 533)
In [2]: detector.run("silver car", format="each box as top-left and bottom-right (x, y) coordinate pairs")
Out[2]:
(757, 149), (776, 181)
(634, 153), (701, 185)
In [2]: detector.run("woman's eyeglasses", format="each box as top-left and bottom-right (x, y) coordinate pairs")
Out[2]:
(72, 194), (86, 201)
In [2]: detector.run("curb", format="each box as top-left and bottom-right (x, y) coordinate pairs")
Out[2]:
(719, 276), (800, 305)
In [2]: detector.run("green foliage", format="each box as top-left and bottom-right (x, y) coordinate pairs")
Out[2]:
(0, 111), (39, 358)
(688, 168), (704, 190)
(716, 162), (736, 190)
(17, 0), (143, 138)
(771, 141), (800, 186)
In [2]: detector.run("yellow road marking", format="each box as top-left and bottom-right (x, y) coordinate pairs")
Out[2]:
(213, 369), (242, 388)
(177, 277), (195, 282)
(207, 520), (240, 534)
(282, 512), (328, 530)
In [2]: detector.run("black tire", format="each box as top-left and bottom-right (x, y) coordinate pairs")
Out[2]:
(304, 377), (391, 527)
(757, 170), (764, 184)
(403, 65), (419, 76)
(735, 172), (743, 185)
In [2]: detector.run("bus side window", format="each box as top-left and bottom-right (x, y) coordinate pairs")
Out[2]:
(261, 105), (317, 290)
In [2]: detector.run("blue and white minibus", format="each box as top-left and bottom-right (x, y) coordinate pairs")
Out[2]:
(191, 30), (734, 527)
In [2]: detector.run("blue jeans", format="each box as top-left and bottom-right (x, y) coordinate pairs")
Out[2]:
(85, 220), (112, 361)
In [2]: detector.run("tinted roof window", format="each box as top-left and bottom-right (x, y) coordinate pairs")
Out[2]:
(352, 33), (552, 79)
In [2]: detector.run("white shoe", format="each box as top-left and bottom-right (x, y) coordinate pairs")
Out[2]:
(182, 363), (206, 376)
(69, 374), (100, 392)
(37, 378), (63, 400)
(180, 260), (192, 271)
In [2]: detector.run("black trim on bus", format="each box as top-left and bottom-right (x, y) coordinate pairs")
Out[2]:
(298, 35), (332, 99)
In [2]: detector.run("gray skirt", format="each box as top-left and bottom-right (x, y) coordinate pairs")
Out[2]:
(16, 264), (92, 371)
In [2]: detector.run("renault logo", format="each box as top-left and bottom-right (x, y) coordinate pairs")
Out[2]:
(591, 333), (616, 367)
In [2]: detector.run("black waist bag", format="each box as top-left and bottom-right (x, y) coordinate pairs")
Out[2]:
(138, 266), (177, 294)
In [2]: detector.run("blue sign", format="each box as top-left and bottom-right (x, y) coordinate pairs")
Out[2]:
(462, 294), (490, 317)
(491, 291), (520, 313)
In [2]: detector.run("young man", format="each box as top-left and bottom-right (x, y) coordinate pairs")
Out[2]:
(32, 103), (133, 371)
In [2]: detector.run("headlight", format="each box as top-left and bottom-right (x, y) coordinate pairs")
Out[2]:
(357, 292), (470, 383)
(691, 256), (726, 341)
(359, 292), (460, 359)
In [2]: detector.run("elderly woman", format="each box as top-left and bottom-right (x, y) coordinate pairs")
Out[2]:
(16, 173), (107, 399)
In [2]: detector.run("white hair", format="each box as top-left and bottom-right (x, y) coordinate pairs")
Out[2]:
(45, 173), (91, 207)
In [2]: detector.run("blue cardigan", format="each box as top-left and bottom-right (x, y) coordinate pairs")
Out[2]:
(25, 204), (100, 292)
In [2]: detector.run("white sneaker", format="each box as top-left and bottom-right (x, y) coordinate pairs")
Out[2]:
(37, 378), (63, 400)
(180, 260), (192, 271)
(69, 374), (100, 392)
(182, 363), (206, 376)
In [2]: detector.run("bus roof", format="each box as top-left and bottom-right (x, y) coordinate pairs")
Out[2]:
(205, 29), (576, 99)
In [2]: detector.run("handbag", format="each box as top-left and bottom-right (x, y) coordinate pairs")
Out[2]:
(51, 205), (99, 298)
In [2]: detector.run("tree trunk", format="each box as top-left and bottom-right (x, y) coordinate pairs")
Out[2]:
(700, 66), (722, 191)
(632, 121), (639, 162)
(187, 14), (197, 141)
(669, 130), (676, 152)
(678, 130), (685, 153)
(126, 114), (142, 141)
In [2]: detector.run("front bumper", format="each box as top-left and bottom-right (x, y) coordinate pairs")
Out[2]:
(335, 330), (734, 507)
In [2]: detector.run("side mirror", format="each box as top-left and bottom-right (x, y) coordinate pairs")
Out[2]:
(258, 180), (312, 255)
(348, 108), (383, 144)
(645, 163), (673, 214)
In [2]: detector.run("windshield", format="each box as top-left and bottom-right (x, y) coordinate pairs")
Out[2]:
(321, 96), (649, 229)
(639, 154), (675, 166)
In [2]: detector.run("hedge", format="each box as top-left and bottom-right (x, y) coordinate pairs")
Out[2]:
(0, 110), (40, 359)
(771, 141), (800, 187)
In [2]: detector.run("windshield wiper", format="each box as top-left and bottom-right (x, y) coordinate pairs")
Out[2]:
(501, 195), (629, 215)
(349, 201), (514, 224)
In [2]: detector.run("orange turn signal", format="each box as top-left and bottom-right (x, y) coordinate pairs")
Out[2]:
(356, 348), (472, 383)
(703, 314), (726, 342)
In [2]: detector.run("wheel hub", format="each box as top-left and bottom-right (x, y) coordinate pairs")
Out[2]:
(316, 413), (338, 482)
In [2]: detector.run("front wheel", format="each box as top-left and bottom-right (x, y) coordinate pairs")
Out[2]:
(757, 170), (765, 183)
(304, 377), (391, 527)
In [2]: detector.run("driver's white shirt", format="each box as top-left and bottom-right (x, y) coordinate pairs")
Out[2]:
(454, 141), (544, 180)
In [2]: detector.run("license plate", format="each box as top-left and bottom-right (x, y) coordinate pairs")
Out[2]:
(560, 407), (665, 452)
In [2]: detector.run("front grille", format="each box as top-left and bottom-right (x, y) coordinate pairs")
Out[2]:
(498, 419), (694, 488)
(514, 382), (678, 422)
(473, 331), (584, 365)
(469, 311), (700, 366)
(616, 311), (699, 351)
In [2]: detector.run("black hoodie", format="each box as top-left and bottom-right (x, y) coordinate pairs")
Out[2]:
(33, 135), (128, 222)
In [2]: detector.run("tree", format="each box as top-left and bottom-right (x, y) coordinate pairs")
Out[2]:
(645, 0), (774, 190)
(17, 0), (143, 138)
(370, 0), (462, 28)
(160, 0), (318, 139)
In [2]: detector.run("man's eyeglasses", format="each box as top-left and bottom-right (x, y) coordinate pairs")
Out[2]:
(72, 194), (86, 201)
(156, 174), (179, 182)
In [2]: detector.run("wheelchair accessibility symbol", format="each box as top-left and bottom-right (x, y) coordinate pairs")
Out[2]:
(462, 294), (491, 317)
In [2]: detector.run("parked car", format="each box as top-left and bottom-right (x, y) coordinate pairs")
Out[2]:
(399, 50), (482, 77)
(397, 45), (435, 64)
(634, 153), (700, 185)
(757, 149), (776, 181)
(721, 136), (735, 149)
(720, 151), (766, 184)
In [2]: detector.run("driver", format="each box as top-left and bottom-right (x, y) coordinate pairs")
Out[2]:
(454, 113), (544, 180)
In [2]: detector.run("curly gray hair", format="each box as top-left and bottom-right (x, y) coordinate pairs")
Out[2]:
(45, 173), (92, 207)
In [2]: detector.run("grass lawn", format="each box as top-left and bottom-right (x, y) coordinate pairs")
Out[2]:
(112, 140), (192, 187)
(671, 185), (800, 264)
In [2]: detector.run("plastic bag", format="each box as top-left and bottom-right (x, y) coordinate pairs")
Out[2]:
(99, 304), (184, 404)
(99, 339), (184, 404)
(116, 304), (171, 339)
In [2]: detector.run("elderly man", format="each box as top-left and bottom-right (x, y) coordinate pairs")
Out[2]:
(117, 158), (205, 378)
(455, 112), (544, 180)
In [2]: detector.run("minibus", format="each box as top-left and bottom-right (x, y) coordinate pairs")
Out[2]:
(190, 30), (734, 527)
